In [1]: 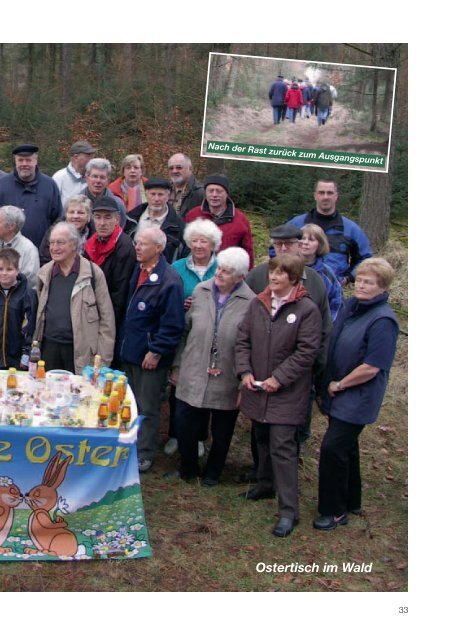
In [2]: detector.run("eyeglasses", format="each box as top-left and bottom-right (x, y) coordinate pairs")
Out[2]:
(49, 240), (68, 246)
(168, 165), (184, 170)
(272, 240), (299, 248)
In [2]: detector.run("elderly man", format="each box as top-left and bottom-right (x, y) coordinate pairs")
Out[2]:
(185, 173), (254, 268)
(34, 221), (115, 374)
(52, 140), (97, 205)
(117, 227), (185, 472)
(287, 179), (372, 284)
(0, 205), (40, 289)
(241, 223), (333, 483)
(269, 74), (288, 124)
(167, 153), (204, 219)
(125, 177), (187, 263)
(83, 196), (136, 328)
(81, 158), (127, 227)
(0, 144), (62, 248)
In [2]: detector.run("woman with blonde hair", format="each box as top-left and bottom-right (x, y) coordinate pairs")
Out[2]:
(109, 154), (148, 211)
(300, 223), (342, 321)
(313, 257), (399, 530)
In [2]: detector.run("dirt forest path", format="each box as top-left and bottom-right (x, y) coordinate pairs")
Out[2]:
(205, 103), (388, 155)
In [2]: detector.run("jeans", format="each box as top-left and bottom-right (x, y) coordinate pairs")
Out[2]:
(272, 105), (284, 124)
(287, 107), (298, 123)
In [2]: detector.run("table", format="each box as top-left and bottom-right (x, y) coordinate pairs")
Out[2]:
(0, 384), (151, 561)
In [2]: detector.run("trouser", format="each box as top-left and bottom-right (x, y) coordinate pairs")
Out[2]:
(168, 385), (209, 441)
(122, 361), (170, 461)
(176, 398), (239, 480)
(41, 338), (75, 373)
(272, 105), (284, 123)
(253, 421), (299, 520)
(318, 416), (365, 516)
(287, 107), (298, 123)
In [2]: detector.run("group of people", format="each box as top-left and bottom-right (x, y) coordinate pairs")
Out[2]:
(269, 74), (335, 126)
(0, 142), (399, 539)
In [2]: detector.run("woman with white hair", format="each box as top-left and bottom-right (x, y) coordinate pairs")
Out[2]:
(164, 219), (223, 457)
(167, 247), (255, 486)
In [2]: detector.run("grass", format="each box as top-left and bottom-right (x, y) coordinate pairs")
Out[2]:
(0, 216), (407, 592)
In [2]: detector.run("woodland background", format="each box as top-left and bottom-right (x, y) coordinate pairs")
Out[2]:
(0, 43), (407, 251)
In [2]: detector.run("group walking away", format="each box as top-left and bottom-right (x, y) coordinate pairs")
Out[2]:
(269, 74), (335, 126)
(0, 143), (400, 539)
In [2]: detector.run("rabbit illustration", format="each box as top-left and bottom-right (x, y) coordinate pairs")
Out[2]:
(0, 477), (22, 553)
(24, 452), (78, 557)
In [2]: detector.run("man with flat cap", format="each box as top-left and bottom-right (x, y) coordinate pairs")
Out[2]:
(185, 173), (254, 268)
(269, 74), (289, 125)
(0, 144), (62, 248)
(52, 140), (97, 205)
(239, 223), (332, 483)
(125, 177), (187, 263)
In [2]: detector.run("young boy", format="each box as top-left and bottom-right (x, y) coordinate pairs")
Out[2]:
(0, 247), (37, 369)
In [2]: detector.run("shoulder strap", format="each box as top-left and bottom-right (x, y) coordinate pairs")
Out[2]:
(89, 260), (96, 293)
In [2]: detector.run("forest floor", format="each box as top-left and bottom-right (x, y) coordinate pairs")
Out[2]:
(204, 103), (390, 158)
(0, 219), (408, 593)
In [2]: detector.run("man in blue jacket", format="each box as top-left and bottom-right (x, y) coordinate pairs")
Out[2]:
(0, 144), (62, 248)
(117, 227), (185, 472)
(287, 179), (372, 285)
(268, 74), (288, 125)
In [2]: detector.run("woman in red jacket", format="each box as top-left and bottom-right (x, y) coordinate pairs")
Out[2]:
(284, 82), (303, 123)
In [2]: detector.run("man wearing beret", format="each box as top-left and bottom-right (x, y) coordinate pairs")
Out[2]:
(125, 177), (187, 263)
(0, 144), (62, 248)
(184, 174), (254, 268)
(52, 140), (97, 205)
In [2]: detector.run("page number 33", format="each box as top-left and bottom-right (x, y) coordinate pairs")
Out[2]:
(398, 606), (408, 613)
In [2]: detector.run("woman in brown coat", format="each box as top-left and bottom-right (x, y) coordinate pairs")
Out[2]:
(236, 254), (321, 537)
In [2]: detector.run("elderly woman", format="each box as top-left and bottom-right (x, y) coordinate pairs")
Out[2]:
(299, 223), (342, 322)
(168, 247), (255, 486)
(34, 221), (115, 374)
(236, 254), (322, 537)
(313, 258), (399, 531)
(164, 219), (223, 456)
(0, 205), (39, 289)
(109, 154), (148, 211)
(39, 194), (94, 266)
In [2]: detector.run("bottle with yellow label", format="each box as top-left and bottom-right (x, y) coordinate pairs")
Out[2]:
(103, 373), (114, 397)
(97, 396), (109, 428)
(119, 398), (132, 432)
(108, 391), (120, 427)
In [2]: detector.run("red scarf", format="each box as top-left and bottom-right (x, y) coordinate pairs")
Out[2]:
(84, 225), (122, 266)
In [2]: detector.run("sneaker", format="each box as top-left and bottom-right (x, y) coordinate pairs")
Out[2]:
(164, 438), (178, 456)
(313, 514), (348, 530)
(138, 458), (153, 473)
(198, 441), (205, 458)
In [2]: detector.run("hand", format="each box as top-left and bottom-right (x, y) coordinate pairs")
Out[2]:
(241, 373), (256, 390)
(169, 367), (179, 386)
(261, 376), (281, 393)
(341, 275), (350, 286)
(184, 296), (193, 311)
(328, 381), (342, 397)
(142, 352), (161, 370)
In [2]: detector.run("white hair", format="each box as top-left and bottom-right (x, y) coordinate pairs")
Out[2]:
(50, 221), (82, 251)
(86, 158), (112, 176)
(216, 247), (250, 278)
(136, 227), (167, 250)
(183, 219), (222, 252)
(0, 205), (25, 232)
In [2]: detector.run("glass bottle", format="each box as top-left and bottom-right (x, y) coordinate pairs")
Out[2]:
(7, 367), (17, 393)
(28, 341), (41, 378)
(119, 399), (132, 432)
(36, 360), (46, 381)
(97, 396), (109, 428)
(92, 354), (102, 387)
(108, 391), (120, 427)
(103, 373), (114, 396)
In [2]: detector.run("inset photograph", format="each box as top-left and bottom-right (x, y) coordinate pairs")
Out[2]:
(202, 53), (396, 172)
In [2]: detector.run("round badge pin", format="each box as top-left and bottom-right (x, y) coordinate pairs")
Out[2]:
(149, 273), (158, 282)
(287, 313), (296, 324)
(138, 302), (146, 311)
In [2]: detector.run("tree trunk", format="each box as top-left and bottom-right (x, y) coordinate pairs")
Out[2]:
(62, 44), (71, 110)
(370, 67), (379, 132)
(359, 172), (391, 252)
(382, 68), (395, 122)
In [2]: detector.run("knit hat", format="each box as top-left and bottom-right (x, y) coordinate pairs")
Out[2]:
(204, 174), (230, 193)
